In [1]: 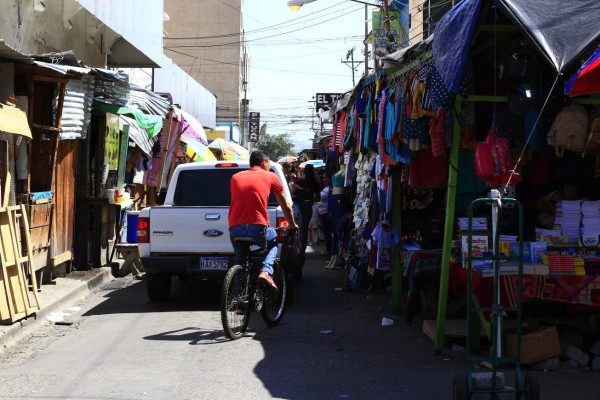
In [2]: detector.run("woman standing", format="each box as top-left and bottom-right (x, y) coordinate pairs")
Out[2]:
(292, 164), (320, 251)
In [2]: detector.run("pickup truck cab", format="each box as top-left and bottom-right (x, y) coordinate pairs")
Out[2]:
(137, 160), (299, 301)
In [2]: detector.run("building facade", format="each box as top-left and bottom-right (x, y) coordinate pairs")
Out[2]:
(163, 0), (247, 132)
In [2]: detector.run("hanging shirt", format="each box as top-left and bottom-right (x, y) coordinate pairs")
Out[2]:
(371, 222), (400, 270)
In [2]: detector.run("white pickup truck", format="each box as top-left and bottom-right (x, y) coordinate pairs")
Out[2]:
(137, 161), (300, 301)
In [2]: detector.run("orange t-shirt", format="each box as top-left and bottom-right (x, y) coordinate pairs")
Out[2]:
(229, 166), (284, 228)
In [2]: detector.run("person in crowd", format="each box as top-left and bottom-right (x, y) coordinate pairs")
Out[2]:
(308, 201), (320, 246)
(282, 162), (292, 183)
(291, 164), (320, 251)
(535, 177), (581, 229)
(317, 173), (332, 257)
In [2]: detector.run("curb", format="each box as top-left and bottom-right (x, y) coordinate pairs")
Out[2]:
(0, 267), (115, 352)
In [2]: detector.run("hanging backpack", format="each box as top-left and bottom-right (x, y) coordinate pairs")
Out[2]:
(475, 127), (521, 187)
(584, 109), (600, 156)
(546, 104), (590, 157)
(505, 37), (540, 81)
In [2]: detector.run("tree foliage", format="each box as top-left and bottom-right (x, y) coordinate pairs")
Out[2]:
(256, 123), (295, 160)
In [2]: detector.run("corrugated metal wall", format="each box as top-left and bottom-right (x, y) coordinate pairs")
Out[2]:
(60, 76), (95, 140)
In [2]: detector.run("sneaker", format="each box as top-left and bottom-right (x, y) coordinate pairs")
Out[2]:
(257, 270), (278, 293)
(320, 250), (331, 257)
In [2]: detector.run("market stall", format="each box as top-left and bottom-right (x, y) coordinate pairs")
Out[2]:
(325, 0), (600, 355)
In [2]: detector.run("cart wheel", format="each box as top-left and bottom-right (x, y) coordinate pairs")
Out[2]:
(453, 373), (469, 400)
(522, 372), (540, 400)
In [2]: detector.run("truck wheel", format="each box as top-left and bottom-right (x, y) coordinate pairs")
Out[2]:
(146, 273), (171, 302)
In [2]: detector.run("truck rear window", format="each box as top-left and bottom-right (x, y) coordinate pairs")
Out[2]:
(173, 168), (280, 207)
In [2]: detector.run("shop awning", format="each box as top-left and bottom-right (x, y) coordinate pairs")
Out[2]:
(93, 102), (163, 138)
(0, 104), (32, 139)
(33, 60), (91, 76)
(119, 115), (155, 157)
(0, 40), (33, 64)
(176, 108), (208, 145)
(74, 0), (163, 68)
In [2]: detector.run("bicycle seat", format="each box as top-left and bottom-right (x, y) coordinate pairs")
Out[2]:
(234, 237), (260, 245)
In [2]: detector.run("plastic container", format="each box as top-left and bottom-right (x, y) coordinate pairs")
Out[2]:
(126, 211), (140, 243)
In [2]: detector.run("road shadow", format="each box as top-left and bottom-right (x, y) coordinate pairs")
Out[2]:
(83, 277), (222, 316)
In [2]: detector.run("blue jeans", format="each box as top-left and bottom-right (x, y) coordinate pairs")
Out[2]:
(229, 224), (278, 275)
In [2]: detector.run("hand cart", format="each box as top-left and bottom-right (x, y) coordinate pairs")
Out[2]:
(453, 190), (540, 399)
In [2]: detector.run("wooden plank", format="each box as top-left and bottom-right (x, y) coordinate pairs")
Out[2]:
(0, 207), (26, 322)
(19, 204), (41, 310)
(50, 251), (72, 267)
(0, 235), (15, 322)
(51, 140), (77, 269)
(29, 225), (50, 251)
(5, 206), (35, 315)
(28, 203), (52, 228)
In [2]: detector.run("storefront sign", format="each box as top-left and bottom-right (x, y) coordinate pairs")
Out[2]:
(372, 9), (408, 54)
(105, 113), (120, 170)
(315, 93), (341, 113)
(248, 112), (260, 142)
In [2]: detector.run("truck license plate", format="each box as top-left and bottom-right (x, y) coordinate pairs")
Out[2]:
(199, 257), (228, 270)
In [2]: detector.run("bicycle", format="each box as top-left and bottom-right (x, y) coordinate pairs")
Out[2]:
(221, 234), (288, 340)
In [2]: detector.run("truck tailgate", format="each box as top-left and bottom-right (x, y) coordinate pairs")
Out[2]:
(149, 207), (233, 254)
(148, 206), (280, 254)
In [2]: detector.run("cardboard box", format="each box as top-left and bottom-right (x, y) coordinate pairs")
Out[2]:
(505, 325), (561, 364)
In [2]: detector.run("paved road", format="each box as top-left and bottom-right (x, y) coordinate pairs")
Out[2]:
(0, 246), (598, 399)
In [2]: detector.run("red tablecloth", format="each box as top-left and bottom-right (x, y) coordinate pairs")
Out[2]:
(471, 273), (600, 309)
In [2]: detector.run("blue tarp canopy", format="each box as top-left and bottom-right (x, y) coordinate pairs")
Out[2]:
(432, 0), (600, 93)
(432, 0), (482, 93)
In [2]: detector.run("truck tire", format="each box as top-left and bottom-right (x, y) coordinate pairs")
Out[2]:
(146, 273), (171, 302)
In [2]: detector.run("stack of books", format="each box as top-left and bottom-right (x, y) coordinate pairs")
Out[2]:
(583, 256), (600, 275)
(535, 228), (569, 244)
(580, 201), (600, 247)
(555, 200), (581, 243)
(458, 217), (487, 231)
(545, 254), (580, 275)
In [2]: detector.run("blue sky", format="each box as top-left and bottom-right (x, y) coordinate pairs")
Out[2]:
(243, 0), (375, 151)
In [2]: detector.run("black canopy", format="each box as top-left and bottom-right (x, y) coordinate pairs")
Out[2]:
(497, 0), (600, 72)
(433, 0), (600, 93)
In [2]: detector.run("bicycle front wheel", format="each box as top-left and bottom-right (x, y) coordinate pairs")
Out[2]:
(221, 265), (251, 340)
(261, 261), (287, 326)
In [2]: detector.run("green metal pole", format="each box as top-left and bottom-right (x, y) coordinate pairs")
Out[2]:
(434, 98), (462, 352)
(391, 167), (403, 315)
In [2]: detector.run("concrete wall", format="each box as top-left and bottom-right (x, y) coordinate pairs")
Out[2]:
(164, 0), (243, 127)
(0, 0), (109, 67)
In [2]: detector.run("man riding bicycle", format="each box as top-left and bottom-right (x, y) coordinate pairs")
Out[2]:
(229, 150), (298, 292)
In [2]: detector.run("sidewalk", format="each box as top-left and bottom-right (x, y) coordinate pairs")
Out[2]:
(0, 266), (115, 352)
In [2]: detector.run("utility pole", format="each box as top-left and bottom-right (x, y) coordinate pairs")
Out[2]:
(308, 98), (318, 147)
(241, 30), (249, 148)
(364, 4), (369, 76)
(341, 46), (363, 86)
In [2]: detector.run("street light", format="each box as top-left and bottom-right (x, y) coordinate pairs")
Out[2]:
(287, 0), (381, 8)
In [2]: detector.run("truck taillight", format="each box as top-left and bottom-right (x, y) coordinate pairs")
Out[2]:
(137, 217), (150, 243)
(276, 217), (288, 243)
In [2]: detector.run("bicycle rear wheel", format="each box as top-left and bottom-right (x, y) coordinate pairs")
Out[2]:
(261, 261), (287, 326)
(221, 265), (251, 340)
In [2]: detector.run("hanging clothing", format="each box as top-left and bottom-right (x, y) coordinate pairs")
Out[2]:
(409, 149), (448, 187)
(371, 222), (400, 271)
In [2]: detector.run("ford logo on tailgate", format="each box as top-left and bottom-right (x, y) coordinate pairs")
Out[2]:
(203, 229), (223, 237)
